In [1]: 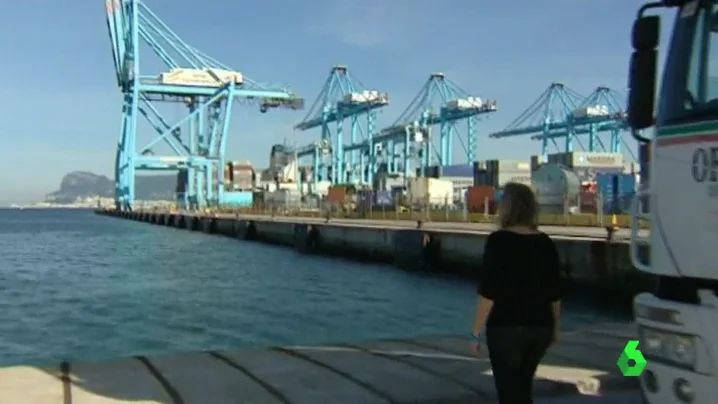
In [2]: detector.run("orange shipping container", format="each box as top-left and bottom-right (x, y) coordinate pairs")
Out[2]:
(466, 185), (496, 213)
(327, 186), (347, 203)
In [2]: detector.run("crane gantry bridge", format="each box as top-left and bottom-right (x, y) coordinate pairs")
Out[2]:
(489, 83), (633, 160)
(104, 1), (634, 209)
(294, 69), (498, 188)
(105, 0), (303, 210)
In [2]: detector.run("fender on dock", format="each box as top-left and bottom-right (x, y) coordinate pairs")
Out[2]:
(293, 224), (320, 253)
(234, 220), (256, 240)
(393, 230), (439, 271)
(201, 217), (217, 234)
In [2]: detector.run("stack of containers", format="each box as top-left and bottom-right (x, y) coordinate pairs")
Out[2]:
(231, 161), (254, 191)
(407, 177), (454, 205)
(548, 152), (624, 183)
(465, 185), (496, 213)
(375, 190), (394, 207)
(328, 185), (349, 204)
(356, 189), (374, 212)
(223, 163), (232, 190)
(474, 159), (531, 188)
(596, 173), (637, 214)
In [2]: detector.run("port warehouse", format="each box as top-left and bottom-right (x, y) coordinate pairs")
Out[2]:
(105, 1), (646, 218)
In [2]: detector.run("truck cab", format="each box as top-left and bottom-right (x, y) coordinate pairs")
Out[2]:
(629, 1), (718, 402)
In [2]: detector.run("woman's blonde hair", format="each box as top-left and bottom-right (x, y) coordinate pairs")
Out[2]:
(498, 182), (538, 229)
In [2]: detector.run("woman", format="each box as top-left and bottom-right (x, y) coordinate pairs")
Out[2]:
(470, 182), (563, 404)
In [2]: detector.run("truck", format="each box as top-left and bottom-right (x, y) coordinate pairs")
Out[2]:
(628, 1), (718, 403)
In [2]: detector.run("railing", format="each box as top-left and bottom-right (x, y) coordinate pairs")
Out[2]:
(201, 191), (648, 229)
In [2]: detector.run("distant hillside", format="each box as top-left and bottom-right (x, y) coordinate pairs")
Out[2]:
(45, 171), (176, 203)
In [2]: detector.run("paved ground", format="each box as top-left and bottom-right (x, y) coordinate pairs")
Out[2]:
(216, 213), (644, 241)
(0, 322), (640, 403)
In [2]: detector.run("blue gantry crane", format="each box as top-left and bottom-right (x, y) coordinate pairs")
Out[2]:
(356, 73), (497, 179)
(294, 66), (389, 187)
(489, 83), (585, 158)
(105, 0), (303, 211)
(529, 86), (632, 155)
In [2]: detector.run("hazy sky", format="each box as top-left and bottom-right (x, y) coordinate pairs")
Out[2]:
(0, 0), (674, 204)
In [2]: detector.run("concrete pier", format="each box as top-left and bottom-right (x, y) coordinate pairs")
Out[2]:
(0, 322), (640, 403)
(95, 209), (654, 299)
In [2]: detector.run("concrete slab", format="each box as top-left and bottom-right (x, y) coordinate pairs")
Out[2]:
(69, 358), (173, 404)
(219, 347), (388, 404)
(0, 324), (642, 404)
(0, 366), (63, 404)
(146, 352), (285, 404)
(288, 344), (477, 403)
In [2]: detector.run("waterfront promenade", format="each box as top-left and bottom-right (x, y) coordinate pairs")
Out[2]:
(0, 322), (640, 403)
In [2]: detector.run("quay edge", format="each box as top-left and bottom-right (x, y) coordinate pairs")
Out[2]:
(96, 209), (655, 302)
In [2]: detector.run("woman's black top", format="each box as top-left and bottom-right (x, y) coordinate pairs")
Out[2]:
(477, 230), (563, 327)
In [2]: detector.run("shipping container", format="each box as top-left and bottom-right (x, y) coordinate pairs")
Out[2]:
(224, 163), (233, 184)
(328, 185), (349, 203)
(530, 155), (547, 172)
(375, 190), (393, 206)
(473, 161), (487, 171)
(441, 164), (474, 177)
(266, 189), (301, 206)
(596, 173), (637, 214)
(408, 177), (454, 205)
(232, 166), (254, 190)
(466, 185), (496, 213)
(356, 190), (374, 212)
(474, 169), (532, 188)
(548, 152), (624, 168)
(252, 191), (265, 208)
(485, 159), (531, 172)
(221, 191), (253, 207)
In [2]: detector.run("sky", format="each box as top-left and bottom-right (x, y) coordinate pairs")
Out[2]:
(0, 0), (675, 204)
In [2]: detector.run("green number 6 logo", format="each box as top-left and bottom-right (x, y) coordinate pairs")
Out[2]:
(617, 340), (647, 376)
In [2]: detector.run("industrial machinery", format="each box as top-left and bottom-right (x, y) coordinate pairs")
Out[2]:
(490, 84), (633, 159)
(530, 87), (632, 156)
(628, 1), (718, 403)
(295, 66), (389, 188)
(363, 73), (496, 179)
(105, 0), (303, 210)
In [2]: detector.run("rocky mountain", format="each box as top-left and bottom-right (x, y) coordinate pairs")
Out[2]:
(45, 171), (176, 203)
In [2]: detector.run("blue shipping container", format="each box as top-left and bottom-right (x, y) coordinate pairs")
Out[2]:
(596, 173), (636, 214)
(221, 191), (253, 207)
(375, 190), (393, 206)
(441, 164), (474, 178)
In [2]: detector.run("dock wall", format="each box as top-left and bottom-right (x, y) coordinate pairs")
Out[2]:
(97, 210), (654, 302)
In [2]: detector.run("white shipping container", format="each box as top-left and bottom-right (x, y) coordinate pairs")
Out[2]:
(497, 173), (532, 187)
(570, 152), (623, 168)
(408, 178), (454, 205)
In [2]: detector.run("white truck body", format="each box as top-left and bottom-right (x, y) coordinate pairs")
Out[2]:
(630, 2), (718, 403)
